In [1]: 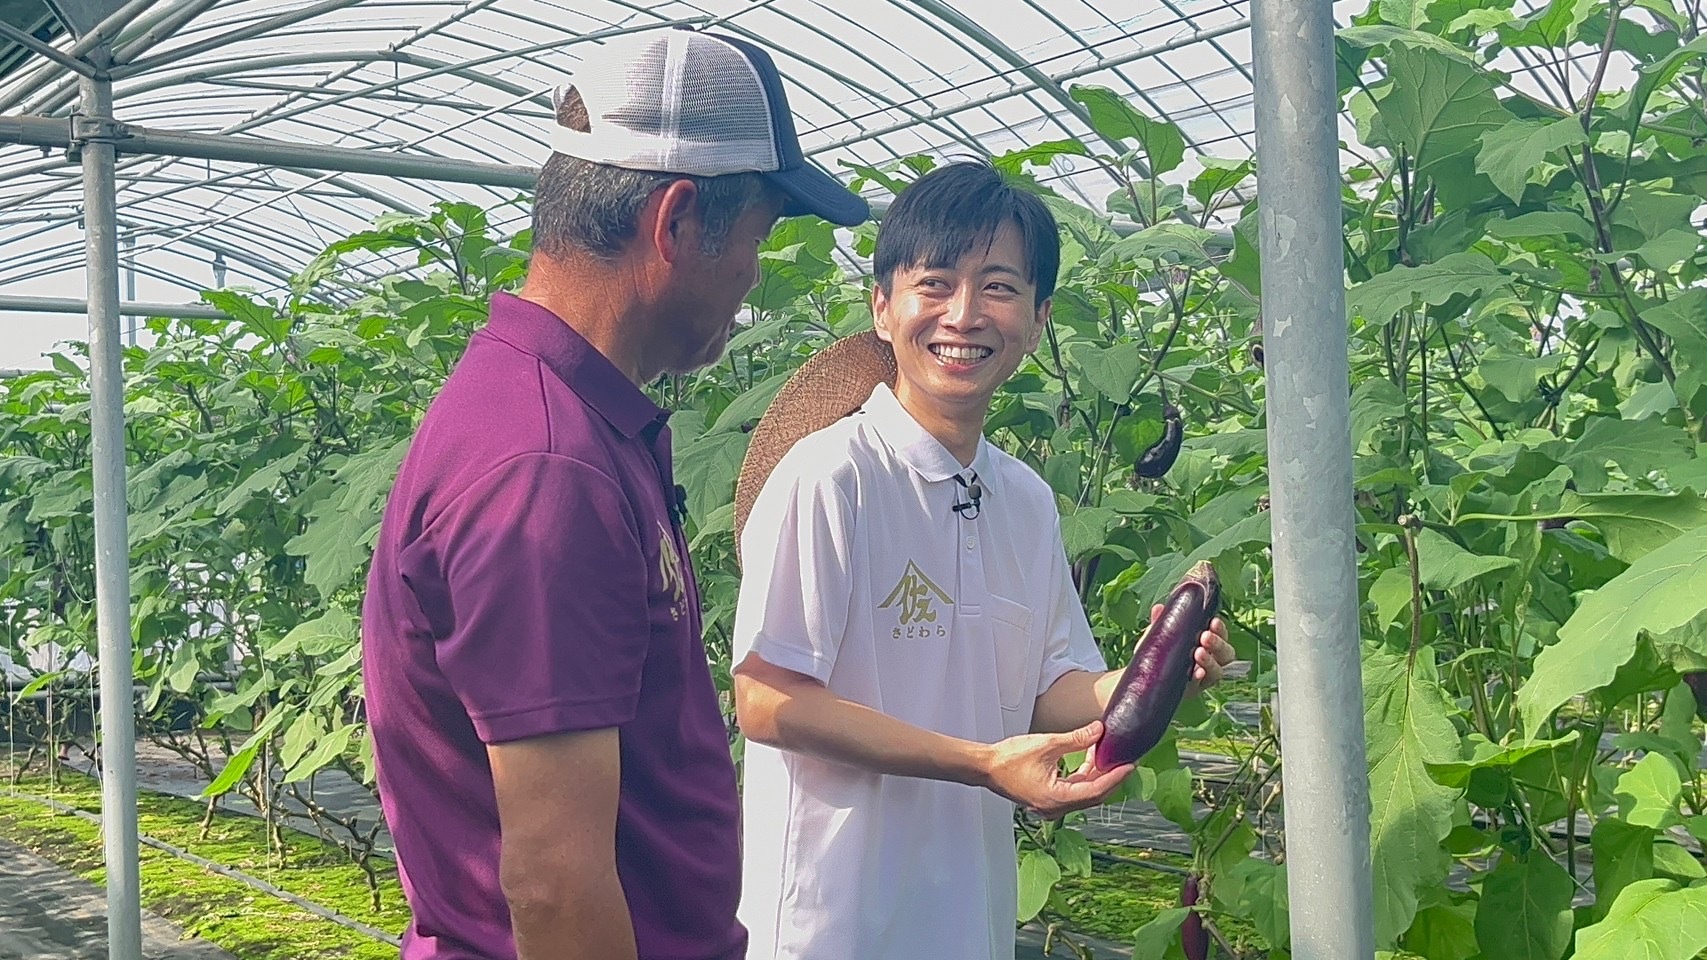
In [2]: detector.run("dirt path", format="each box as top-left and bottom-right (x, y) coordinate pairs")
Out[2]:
(0, 838), (235, 960)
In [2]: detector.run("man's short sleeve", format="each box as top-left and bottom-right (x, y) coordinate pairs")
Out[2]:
(731, 451), (855, 685)
(407, 453), (650, 744)
(1038, 523), (1108, 694)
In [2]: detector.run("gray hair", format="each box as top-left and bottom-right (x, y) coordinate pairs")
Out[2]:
(531, 87), (779, 260)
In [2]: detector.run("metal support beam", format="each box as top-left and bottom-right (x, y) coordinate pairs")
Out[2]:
(0, 19), (97, 77)
(78, 57), (144, 960)
(0, 294), (228, 320)
(64, 0), (158, 60)
(1251, 2), (1376, 959)
(0, 114), (538, 188)
(902, 0), (1148, 177)
(813, 18), (1248, 154)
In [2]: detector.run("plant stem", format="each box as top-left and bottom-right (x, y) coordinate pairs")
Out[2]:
(1440, 321), (1505, 441)
(1402, 518), (1424, 666)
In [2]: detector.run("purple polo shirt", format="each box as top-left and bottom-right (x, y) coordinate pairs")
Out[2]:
(361, 292), (744, 960)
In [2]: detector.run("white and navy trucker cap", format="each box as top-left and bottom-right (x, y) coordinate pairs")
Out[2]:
(550, 27), (871, 227)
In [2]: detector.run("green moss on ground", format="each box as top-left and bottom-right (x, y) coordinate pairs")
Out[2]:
(0, 764), (407, 960)
(1047, 843), (1273, 956)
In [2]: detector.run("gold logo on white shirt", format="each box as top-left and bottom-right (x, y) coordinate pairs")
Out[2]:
(880, 560), (953, 636)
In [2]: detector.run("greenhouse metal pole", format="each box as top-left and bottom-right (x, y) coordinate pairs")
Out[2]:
(1250, 2), (1376, 959)
(79, 54), (145, 960)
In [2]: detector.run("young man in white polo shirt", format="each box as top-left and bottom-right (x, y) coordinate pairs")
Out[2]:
(731, 160), (1234, 960)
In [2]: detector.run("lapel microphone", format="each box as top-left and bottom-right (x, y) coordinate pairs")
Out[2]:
(951, 471), (982, 520)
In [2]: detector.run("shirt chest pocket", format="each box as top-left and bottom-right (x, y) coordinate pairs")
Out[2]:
(984, 594), (1039, 712)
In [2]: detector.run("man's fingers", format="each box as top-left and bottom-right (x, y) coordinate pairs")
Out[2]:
(1046, 763), (1132, 814)
(1056, 720), (1103, 753)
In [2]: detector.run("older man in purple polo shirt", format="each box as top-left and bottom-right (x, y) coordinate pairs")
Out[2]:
(360, 28), (869, 960)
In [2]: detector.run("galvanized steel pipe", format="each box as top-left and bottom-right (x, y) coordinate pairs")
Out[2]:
(1250, 1), (1377, 957)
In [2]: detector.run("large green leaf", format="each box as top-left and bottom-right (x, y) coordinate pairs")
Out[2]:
(1592, 819), (1657, 920)
(1052, 827), (1093, 878)
(1347, 252), (1512, 326)
(1187, 156), (1253, 209)
(1572, 879), (1707, 960)
(1103, 223), (1217, 269)
(216, 448), (306, 515)
(1642, 291), (1707, 415)
(1475, 117), (1590, 203)
(1067, 85), (1186, 176)
(1617, 752), (1685, 830)
(1415, 527), (1516, 590)
(1486, 210), (1598, 243)
(1364, 646), (1462, 947)
(993, 138), (1092, 176)
(1611, 188), (1701, 269)
(676, 431), (750, 528)
(267, 607), (356, 659)
(1496, 0), (1596, 48)
(1378, 0), (1430, 29)
(1519, 525), (1707, 735)
(1130, 906), (1189, 960)
(708, 371), (791, 434)
(1652, 841), (1705, 882)
(285, 439), (408, 599)
(1069, 341), (1145, 402)
(1131, 511), (1271, 604)
(1422, 730), (1580, 789)
(1060, 506), (1118, 563)
(1621, 34), (1707, 143)
(1017, 849), (1061, 923)
(1459, 491), (1707, 565)
(1557, 416), (1694, 484)
(1218, 858), (1289, 949)
(1403, 897), (1479, 960)
(1373, 44), (1512, 176)
(1370, 565), (1415, 629)
(1474, 852), (1576, 960)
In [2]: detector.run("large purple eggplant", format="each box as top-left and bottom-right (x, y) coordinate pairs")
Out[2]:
(1093, 560), (1221, 771)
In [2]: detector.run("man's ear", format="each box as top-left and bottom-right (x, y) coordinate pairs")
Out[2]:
(871, 282), (895, 343)
(647, 179), (701, 264)
(1028, 297), (1052, 352)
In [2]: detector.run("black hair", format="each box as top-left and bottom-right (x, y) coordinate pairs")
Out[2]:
(872, 159), (1060, 307)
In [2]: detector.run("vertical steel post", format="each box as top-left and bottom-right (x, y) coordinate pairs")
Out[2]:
(123, 234), (137, 346)
(1250, 1), (1377, 958)
(80, 51), (144, 960)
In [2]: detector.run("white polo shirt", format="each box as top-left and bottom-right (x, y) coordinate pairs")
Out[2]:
(733, 382), (1107, 960)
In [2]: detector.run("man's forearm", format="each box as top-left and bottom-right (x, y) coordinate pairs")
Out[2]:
(738, 669), (994, 787)
(506, 864), (637, 960)
(1031, 668), (1122, 734)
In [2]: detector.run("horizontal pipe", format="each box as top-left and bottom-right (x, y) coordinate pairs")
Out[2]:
(0, 293), (228, 319)
(0, 113), (538, 188)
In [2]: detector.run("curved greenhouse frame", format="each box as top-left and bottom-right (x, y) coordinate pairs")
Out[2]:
(2, 3), (1704, 960)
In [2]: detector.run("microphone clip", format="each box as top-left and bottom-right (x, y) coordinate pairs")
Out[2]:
(951, 471), (983, 520)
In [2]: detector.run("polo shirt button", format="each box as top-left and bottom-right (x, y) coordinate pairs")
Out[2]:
(965, 537), (976, 550)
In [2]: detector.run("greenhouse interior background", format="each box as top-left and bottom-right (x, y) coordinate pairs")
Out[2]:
(2, 0), (1706, 958)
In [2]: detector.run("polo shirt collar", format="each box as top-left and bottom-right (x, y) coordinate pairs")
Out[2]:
(484, 292), (664, 439)
(861, 382), (994, 483)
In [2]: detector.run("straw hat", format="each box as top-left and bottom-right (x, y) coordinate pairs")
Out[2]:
(733, 330), (897, 556)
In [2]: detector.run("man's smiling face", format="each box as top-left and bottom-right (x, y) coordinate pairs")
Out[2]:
(873, 221), (1049, 422)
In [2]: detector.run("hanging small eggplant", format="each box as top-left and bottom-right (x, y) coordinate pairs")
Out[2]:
(1181, 873), (1209, 960)
(1093, 560), (1221, 770)
(1136, 403), (1184, 479)
(1684, 672), (1707, 722)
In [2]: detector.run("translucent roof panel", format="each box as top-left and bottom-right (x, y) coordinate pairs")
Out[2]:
(0, 0), (1687, 368)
